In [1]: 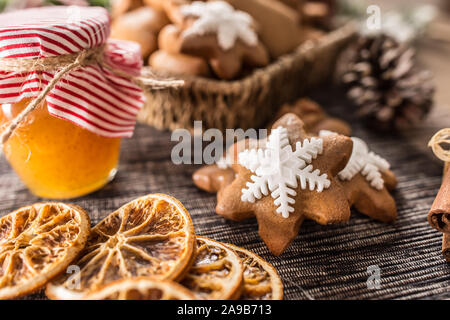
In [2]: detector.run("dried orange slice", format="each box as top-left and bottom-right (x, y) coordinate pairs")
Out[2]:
(84, 278), (197, 300)
(226, 244), (283, 300)
(47, 193), (196, 299)
(0, 203), (90, 300)
(180, 237), (243, 300)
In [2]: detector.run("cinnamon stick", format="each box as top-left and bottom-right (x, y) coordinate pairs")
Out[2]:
(443, 233), (450, 262)
(428, 169), (450, 233)
(442, 163), (450, 262)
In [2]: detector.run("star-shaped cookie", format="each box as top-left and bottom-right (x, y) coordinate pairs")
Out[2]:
(194, 97), (352, 194)
(340, 172), (397, 222)
(194, 140), (398, 224)
(163, 1), (270, 80)
(214, 113), (353, 255)
(320, 131), (398, 223)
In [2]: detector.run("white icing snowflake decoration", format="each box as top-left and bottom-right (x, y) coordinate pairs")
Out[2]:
(238, 127), (330, 218)
(180, 1), (258, 51)
(319, 130), (390, 190)
(216, 138), (267, 169)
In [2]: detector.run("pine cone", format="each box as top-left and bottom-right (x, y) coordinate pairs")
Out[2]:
(338, 34), (434, 132)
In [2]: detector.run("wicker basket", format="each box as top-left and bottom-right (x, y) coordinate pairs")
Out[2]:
(138, 23), (356, 132)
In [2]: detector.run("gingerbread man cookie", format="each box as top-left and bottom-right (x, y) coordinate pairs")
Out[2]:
(214, 113), (353, 255)
(173, 1), (270, 80)
(320, 130), (397, 222)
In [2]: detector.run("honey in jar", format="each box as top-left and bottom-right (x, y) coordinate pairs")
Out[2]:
(0, 100), (121, 199)
(0, 7), (145, 199)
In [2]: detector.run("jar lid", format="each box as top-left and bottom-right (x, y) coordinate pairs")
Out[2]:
(0, 6), (110, 59)
(0, 7), (144, 138)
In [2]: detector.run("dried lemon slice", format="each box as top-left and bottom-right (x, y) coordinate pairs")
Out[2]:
(46, 193), (196, 299)
(85, 278), (197, 300)
(0, 203), (90, 300)
(180, 237), (243, 300)
(226, 244), (283, 300)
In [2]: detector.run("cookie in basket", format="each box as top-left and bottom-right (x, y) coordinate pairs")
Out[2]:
(164, 1), (270, 80)
(160, 0), (191, 25)
(110, 0), (143, 20)
(143, 0), (170, 11)
(214, 113), (353, 255)
(111, 6), (169, 57)
(150, 24), (211, 76)
(225, 0), (304, 58)
(302, 0), (336, 29)
(158, 24), (184, 54)
(149, 50), (211, 77)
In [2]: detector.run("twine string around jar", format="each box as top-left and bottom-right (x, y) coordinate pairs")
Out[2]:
(0, 46), (184, 149)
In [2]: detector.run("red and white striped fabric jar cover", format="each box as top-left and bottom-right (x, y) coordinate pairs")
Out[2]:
(0, 6), (144, 138)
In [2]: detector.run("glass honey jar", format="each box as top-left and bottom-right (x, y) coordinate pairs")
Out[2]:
(0, 100), (121, 199)
(0, 6), (145, 199)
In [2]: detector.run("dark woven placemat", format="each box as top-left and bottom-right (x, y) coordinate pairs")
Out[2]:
(1, 90), (449, 300)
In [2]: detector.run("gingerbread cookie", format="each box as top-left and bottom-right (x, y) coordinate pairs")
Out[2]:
(273, 98), (352, 136)
(193, 162), (236, 194)
(158, 24), (183, 54)
(194, 98), (351, 192)
(149, 50), (211, 77)
(216, 113), (353, 255)
(320, 130), (397, 223)
(176, 1), (270, 80)
(143, 0), (166, 11)
(225, 0), (304, 58)
(162, 0), (191, 26)
(274, 0), (303, 10)
(110, 0), (143, 20)
(111, 7), (169, 57)
(302, 0), (336, 29)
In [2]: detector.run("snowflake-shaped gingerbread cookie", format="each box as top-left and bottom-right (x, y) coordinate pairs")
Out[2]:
(180, 1), (258, 51)
(319, 130), (398, 223)
(216, 113), (353, 255)
(320, 130), (390, 190)
(239, 127), (330, 218)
